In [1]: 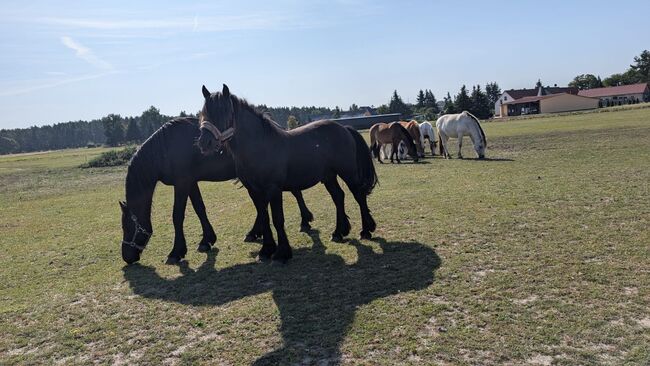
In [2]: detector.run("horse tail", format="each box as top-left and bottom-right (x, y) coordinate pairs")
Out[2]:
(465, 111), (487, 147)
(345, 126), (378, 195)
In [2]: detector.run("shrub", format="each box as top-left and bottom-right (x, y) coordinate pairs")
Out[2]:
(80, 146), (137, 168)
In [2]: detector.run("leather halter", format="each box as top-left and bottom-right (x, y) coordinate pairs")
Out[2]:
(200, 120), (235, 143)
(122, 214), (151, 252)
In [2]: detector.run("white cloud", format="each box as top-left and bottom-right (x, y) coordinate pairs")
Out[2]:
(60, 36), (113, 71)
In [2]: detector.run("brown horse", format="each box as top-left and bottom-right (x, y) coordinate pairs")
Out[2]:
(369, 122), (419, 163)
(399, 120), (425, 158)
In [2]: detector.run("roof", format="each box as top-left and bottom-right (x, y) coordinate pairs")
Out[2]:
(502, 93), (596, 105)
(504, 86), (578, 100)
(577, 83), (649, 98)
(502, 94), (558, 105)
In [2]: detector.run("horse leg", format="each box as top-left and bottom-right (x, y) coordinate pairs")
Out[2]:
(393, 139), (401, 163)
(188, 183), (216, 253)
(457, 135), (463, 159)
(250, 190), (276, 260)
(323, 178), (351, 242)
(377, 143), (384, 163)
(351, 188), (376, 240)
(291, 190), (313, 232)
(244, 190), (263, 242)
(441, 133), (451, 159)
(270, 192), (292, 263)
(166, 185), (189, 264)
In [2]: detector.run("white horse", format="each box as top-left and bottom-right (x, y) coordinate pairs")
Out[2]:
(380, 141), (407, 161)
(418, 121), (437, 156)
(436, 111), (486, 159)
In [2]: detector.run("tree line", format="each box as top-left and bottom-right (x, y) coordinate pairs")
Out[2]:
(373, 81), (501, 121)
(0, 106), (181, 154)
(569, 50), (649, 90)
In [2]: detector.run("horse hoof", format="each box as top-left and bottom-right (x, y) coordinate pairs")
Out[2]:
(197, 243), (212, 253)
(360, 231), (372, 240)
(244, 234), (260, 243)
(165, 256), (182, 265)
(331, 233), (345, 243)
(300, 223), (312, 233)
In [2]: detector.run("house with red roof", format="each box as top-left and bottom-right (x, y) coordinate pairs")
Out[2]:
(494, 85), (578, 117)
(577, 83), (649, 106)
(495, 85), (598, 117)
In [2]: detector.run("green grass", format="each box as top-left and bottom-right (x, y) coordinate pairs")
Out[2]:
(1, 109), (649, 365)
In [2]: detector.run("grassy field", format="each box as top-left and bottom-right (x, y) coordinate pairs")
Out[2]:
(1, 109), (649, 365)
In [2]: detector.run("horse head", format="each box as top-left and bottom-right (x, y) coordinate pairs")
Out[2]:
(119, 201), (152, 264)
(198, 84), (236, 155)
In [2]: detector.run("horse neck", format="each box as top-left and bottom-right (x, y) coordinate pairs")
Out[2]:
(125, 153), (157, 231)
(467, 119), (482, 144)
(232, 104), (283, 150)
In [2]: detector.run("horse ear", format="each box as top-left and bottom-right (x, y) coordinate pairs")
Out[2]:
(119, 201), (127, 211)
(222, 84), (230, 97)
(202, 85), (211, 99)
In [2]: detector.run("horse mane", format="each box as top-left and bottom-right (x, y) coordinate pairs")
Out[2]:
(395, 123), (418, 153)
(464, 111), (486, 147)
(207, 91), (286, 135)
(126, 117), (199, 203)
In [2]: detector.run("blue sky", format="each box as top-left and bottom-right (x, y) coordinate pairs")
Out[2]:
(1, 0), (648, 129)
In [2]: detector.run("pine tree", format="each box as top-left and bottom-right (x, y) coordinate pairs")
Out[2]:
(630, 49), (650, 83)
(102, 114), (125, 146)
(470, 84), (492, 119)
(125, 117), (142, 142)
(454, 85), (471, 113)
(424, 90), (439, 113)
(416, 90), (426, 109)
(443, 92), (456, 114)
(389, 90), (412, 117)
(485, 82), (501, 106)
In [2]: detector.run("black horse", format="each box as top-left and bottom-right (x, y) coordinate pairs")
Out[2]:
(197, 84), (378, 263)
(120, 117), (314, 265)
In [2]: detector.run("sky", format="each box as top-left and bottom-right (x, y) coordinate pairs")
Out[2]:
(1, 0), (648, 129)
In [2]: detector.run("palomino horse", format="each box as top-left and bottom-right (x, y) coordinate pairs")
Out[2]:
(369, 122), (419, 164)
(399, 120), (425, 157)
(436, 111), (486, 159)
(197, 84), (378, 263)
(418, 121), (437, 156)
(119, 117), (314, 265)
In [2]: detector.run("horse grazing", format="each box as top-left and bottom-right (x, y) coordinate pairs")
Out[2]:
(369, 122), (419, 163)
(418, 121), (437, 156)
(436, 111), (486, 159)
(120, 117), (314, 265)
(399, 120), (425, 158)
(380, 140), (407, 161)
(197, 84), (378, 263)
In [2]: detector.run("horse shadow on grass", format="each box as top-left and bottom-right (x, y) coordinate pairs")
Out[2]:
(122, 230), (441, 365)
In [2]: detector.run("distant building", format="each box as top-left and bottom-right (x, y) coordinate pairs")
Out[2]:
(494, 85), (578, 117)
(577, 83), (649, 106)
(500, 92), (598, 117)
(328, 113), (402, 130)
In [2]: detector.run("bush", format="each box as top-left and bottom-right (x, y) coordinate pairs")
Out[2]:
(80, 146), (137, 168)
